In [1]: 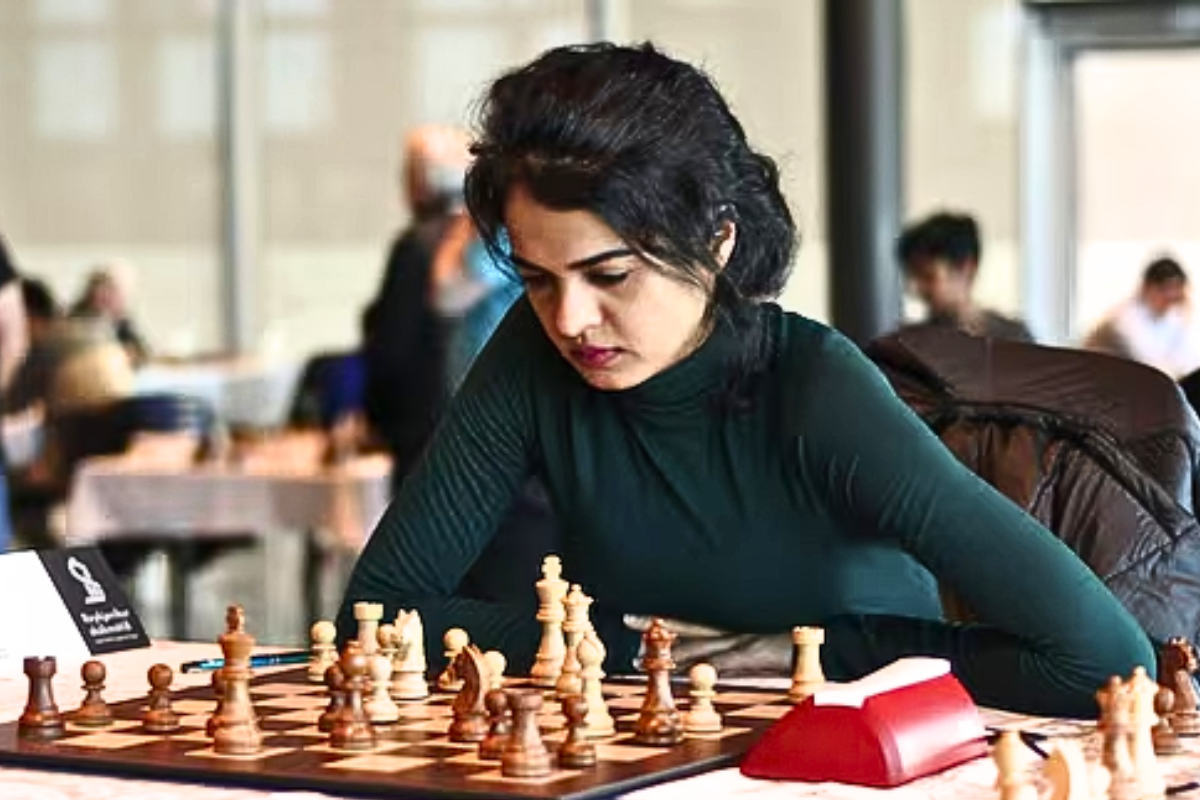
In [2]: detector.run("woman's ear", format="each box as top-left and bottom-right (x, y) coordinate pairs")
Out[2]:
(714, 219), (738, 270)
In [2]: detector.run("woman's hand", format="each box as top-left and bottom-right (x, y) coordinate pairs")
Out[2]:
(624, 616), (793, 677)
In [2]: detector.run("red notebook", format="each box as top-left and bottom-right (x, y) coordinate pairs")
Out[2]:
(740, 658), (988, 787)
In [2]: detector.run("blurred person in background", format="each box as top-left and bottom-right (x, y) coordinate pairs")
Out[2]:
(1085, 256), (1200, 379)
(897, 211), (1034, 343)
(0, 235), (30, 551)
(70, 264), (150, 367)
(361, 125), (470, 491)
(7, 277), (133, 415)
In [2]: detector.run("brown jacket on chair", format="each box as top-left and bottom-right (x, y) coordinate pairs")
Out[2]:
(865, 326), (1200, 647)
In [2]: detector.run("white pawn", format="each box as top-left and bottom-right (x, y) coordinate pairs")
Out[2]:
(391, 610), (428, 701)
(788, 626), (825, 703)
(575, 631), (614, 737)
(365, 653), (400, 724)
(377, 623), (398, 665)
(484, 651), (507, 692)
(1043, 740), (1094, 800)
(556, 585), (592, 698)
(354, 601), (384, 656)
(1127, 667), (1166, 799)
(683, 663), (722, 733)
(437, 628), (469, 692)
(308, 620), (337, 683)
(993, 730), (1038, 800)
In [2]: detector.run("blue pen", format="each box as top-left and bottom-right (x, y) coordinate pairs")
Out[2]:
(180, 650), (310, 673)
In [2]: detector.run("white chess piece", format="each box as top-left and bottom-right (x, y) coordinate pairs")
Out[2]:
(437, 628), (470, 691)
(683, 663), (723, 733)
(576, 631), (614, 737)
(1127, 667), (1166, 799)
(308, 620), (337, 683)
(531, 555), (569, 687)
(993, 731), (1038, 800)
(354, 601), (384, 656)
(1043, 740), (1092, 800)
(788, 626), (825, 703)
(484, 650), (507, 692)
(365, 653), (400, 724)
(391, 610), (428, 701)
(377, 623), (398, 664)
(556, 585), (592, 698)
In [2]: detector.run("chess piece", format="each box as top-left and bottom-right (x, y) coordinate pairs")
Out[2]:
(365, 653), (400, 724)
(556, 584), (592, 698)
(484, 650), (507, 692)
(318, 663), (346, 733)
(557, 694), (597, 769)
(1043, 740), (1092, 800)
(308, 620), (337, 682)
(1126, 666), (1166, 798)
(73, 659), (112, 728)
(682, 663), (722, 733)
(143, 664), (181, 734)
(993, 730), (1037, 800)
(1097, 677), (1139, 800)
(437, 627), (469, 692)
(377, 622), (398, 665)
(331, 642), (376, 751)
(213, 605), (264, 755)
(206, 668), (226, 737)
(1152, 685), (1183, 755)
(449, 646), (490, 743)
(635, 618), (683, 745)
(531, 555), (569, 687)
(501, 688), (552, 778)
(1158, 637), (1200, 736)
(354, 601), (384, 656)
(391, 609), (429, 700)
(576, 630), (614, 737)
(788, 626), (825, 703)
(479, 689), (512, 760)
(18, 656), (65, 741)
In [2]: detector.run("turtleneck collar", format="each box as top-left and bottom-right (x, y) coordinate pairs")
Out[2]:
(607, 314), (741, 416)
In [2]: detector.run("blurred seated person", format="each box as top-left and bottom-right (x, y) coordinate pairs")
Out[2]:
(7, 278), (134, 415)
(897, 212), (1034, 342)
(70, 264), (150, 367)
(1084, 256), (1200, 379)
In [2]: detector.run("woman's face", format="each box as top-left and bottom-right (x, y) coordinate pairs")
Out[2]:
(505, 184), (714, 391)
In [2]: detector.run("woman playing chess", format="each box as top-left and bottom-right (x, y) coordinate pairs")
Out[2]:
(338, 42), (1153, 718)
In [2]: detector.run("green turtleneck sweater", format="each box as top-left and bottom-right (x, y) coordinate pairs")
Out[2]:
(338, 299), (1153, 717)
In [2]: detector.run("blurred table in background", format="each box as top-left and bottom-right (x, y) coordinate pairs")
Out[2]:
(133, 357), (304, 430)
(64, 447), (391, 642)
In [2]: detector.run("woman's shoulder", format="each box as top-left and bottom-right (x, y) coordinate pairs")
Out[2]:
(763, 304), (862, 373)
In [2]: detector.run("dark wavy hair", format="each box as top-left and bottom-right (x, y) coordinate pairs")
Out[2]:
(464, 42), (797, 393)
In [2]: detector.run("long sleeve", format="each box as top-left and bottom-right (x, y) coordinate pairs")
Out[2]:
(793, 332), (1155, 717)
(337, 302), (543, 670)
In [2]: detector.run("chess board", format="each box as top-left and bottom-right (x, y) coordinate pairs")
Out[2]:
(0, 666), (792, 800)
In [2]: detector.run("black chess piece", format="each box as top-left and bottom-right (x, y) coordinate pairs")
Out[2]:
(318, 662), (345, 733)
(143, 663), (181, 734)
(19, 656), (65, 741)
(330, 643), (375, 751)
(1153, 685), (1184, 755)
(501, 689), (552, 778)
(206, 667), (226, 737)
(558, 694), (597, 769)
(479, 689), (512, 760)
(73, 659), (112, 728)
(635, 619), (683, 745)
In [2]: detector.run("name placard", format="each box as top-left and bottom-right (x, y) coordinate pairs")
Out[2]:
(0, 546), (149, 671)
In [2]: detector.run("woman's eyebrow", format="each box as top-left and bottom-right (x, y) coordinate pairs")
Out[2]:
(511, 248), (637, 273)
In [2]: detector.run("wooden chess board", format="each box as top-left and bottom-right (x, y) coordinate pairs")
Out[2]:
(0, 666), (792, 800)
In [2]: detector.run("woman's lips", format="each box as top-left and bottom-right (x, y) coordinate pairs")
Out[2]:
(571, 345), (621, 369)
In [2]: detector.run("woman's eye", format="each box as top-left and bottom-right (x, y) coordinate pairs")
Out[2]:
(589, 272), (630, 287)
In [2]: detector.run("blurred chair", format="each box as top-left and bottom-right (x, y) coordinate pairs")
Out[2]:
(287, 351), (366, 430)
(866, 326), (1200, 648)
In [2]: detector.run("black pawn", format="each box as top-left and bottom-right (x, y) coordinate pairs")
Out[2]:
(1154, 685), (1184, 755)
(318, 662), (345, 733)
(479, 689), (512, 760)
(557, 694), (596, 769)
(143, 664), (181, 734)
(206, 667), (226, 737)
(73, 660), (112, 728)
